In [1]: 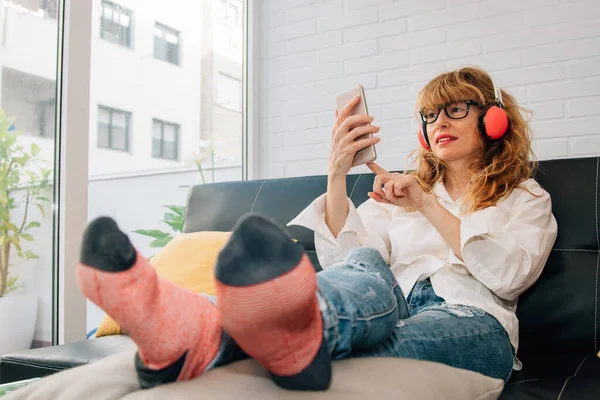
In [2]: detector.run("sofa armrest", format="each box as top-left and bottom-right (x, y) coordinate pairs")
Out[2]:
(0, 335), (135, 384)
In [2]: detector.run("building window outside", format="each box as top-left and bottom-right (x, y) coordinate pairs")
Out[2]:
(37, 98), (55, 138)
(98, 106), (130, 151)
(152, 119), (179, 161)
(100, 0), (133, 48)
(154, 22), (180, 65)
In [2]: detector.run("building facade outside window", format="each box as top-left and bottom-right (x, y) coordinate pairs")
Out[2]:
(100, 0), (133, 48)
(154, 22), (180, 65)
(97, 106), (130, 152)
(152, 119), (179, 161)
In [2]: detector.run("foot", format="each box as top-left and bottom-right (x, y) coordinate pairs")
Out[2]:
(215, 213), (331, 391)
(77, 217), (222, 388)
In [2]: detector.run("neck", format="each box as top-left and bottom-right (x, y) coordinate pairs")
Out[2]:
(443, 162), (472, 201)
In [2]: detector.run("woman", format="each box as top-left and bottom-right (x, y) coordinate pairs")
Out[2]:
(76, 67), (557, 392)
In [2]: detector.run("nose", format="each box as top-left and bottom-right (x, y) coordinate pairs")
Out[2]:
(433, 108), (450, 130)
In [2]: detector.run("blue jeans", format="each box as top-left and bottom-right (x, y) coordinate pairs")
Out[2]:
(208, 247), (514, 382)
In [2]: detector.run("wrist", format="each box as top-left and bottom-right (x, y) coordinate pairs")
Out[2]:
(416, 194), (438, 215)
(327, 172), (346, 186)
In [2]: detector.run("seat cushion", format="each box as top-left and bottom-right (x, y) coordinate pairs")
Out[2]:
(5, 350), (504, 400)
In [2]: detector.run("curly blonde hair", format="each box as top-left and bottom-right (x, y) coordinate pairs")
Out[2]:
(412, 66), (537, 213)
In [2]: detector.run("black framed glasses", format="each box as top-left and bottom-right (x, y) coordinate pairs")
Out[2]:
(419, 100), (483, 124)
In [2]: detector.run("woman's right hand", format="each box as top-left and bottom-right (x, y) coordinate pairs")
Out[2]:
(328, 95), (381, 179)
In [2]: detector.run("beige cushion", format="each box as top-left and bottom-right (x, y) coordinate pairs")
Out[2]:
(6, 350), (503, 400)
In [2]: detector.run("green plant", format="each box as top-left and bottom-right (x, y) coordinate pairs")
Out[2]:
(133, 205), (185, 248)
(0, 110), (51, 298)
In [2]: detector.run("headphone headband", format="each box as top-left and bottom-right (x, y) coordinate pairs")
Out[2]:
(493, 80), (504, 109)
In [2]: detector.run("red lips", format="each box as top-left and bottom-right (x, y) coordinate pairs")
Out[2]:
(436, 134), (457, 144)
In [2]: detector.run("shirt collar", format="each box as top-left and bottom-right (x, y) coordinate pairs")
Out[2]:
(433, 180), (464, 206)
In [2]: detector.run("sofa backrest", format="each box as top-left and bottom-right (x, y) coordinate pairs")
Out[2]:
(183, 156), (600, 360)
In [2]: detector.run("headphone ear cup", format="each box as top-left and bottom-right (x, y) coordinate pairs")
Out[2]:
(418, 123), (430, 149)
(483, 106), (509, 140)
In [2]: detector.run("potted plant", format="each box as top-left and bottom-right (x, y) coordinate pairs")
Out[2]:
(0, 109), (51, 355)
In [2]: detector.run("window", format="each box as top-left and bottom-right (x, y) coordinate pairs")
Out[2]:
(215, 73), (242, 112)
(152, 119), (179, 161)
(0, 0), (61, 350)
(220, 0), (239, 28)
(154, 23), (180, 65)
(37, 98), (56, 138)
(100, 0), (133, 48)
(98, 106), (130, 151)
(41, 0), (58, 19)
(1, 67), (56, 138)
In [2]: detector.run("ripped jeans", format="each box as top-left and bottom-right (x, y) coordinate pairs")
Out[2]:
(316, 247), (515, 382)
(209, 247), (514, 382)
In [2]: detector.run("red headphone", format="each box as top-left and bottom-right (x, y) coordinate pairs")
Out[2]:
(417, 81), (509, 150)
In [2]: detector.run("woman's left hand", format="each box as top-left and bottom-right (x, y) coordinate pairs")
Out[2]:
(366, 162), (432, 211)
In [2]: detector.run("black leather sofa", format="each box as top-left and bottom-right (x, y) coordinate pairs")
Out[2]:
(1, 156), (599, 399)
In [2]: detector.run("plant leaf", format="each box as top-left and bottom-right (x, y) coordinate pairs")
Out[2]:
(24, 250), (39, 260)
(5, 222), (18, 233)
(20, 233), (34, 241)
(25, 221), (41, 230)
(31, 143), (40, 156)
(133, 229), (170, 239)
(35, 203), (46, 219)
(149, 235), (173, 248)
(164, 205), (185, 218)
(163, 211), (184, 232)
(164, 218), (184, 232)
(7, 275), (18, 287)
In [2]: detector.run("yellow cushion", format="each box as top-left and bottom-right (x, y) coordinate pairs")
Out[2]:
(95, 231), (231, 338)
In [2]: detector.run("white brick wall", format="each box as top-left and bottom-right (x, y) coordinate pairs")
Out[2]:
(258, 0), (600, 178)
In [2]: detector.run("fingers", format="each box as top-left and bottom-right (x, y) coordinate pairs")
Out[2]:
(366, 161), (389, 176)
(333, 96), (361, 134)
(345, 124), (380, 143)
(372, 173), (387, 199)
(350, 136), (380, 155)
(341, 114), (374, 133)
(340, 95), (361, 119)
(384, 181), (400, 202)
(393, 180), (407, 197)
(368, 191), (392, 205)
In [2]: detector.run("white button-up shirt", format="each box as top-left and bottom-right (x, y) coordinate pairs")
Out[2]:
(288, 177), (558, 370)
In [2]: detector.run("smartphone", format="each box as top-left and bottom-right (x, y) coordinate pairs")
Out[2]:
(335, 85), (377, 167)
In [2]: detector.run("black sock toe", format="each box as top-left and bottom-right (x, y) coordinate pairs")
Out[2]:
(80, 216), (137, 272)
(215, 213), (304, 286)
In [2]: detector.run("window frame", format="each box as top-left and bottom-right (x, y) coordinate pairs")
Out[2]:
(154, 22), (180, 65)
(100, 0), (133, 49)
(97, 105), (131, 152)
(152, 118), (180, 161)
(56, 0), (254, 343)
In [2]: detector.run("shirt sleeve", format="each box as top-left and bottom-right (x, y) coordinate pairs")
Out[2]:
(449, 180), (558, 301)
(288, 194), (393, 268)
